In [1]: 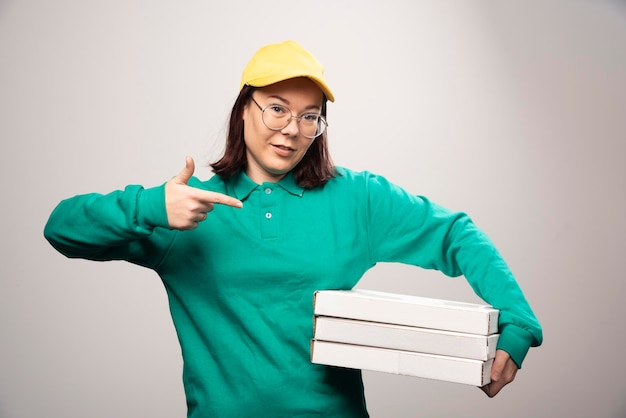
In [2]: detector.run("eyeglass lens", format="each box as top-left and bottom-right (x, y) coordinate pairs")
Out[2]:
(262, 104), (326, 138)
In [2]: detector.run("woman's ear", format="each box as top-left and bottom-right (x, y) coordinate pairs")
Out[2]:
(242, 101), (250, 122)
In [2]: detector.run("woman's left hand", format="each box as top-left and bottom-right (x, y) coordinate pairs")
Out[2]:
(480, 349), (518, 397)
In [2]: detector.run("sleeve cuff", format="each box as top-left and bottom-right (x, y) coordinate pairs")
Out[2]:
(136, 183), (169, 229)
(496, 325), (535, 368)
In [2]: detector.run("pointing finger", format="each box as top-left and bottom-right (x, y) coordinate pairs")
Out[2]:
(197, 190), (243, 209)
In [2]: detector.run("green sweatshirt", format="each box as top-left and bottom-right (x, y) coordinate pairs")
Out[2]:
(44, 167), (542, 418)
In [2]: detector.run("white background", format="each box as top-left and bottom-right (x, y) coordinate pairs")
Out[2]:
(1, 1), (625, 417)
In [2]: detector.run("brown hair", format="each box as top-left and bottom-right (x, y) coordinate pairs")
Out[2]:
(210, 85), (336, 189)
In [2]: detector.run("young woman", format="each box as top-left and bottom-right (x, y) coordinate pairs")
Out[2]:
(44, 40), (542, 417)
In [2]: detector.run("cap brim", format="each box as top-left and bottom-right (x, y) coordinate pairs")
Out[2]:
(245, 73), (335, 102)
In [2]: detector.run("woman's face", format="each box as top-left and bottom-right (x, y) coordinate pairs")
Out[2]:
(242, 77), (324, 184)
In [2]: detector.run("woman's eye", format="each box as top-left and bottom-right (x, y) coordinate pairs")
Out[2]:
(303, 114), (320, 122)
(269, 105), (286, 114)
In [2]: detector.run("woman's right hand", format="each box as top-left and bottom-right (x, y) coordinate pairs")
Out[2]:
(165, 156), (243, 230)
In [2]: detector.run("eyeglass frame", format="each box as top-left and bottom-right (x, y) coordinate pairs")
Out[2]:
(249, 95), (328, 139)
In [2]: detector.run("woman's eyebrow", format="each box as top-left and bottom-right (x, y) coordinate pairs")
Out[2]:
(266, 95), (322, 112)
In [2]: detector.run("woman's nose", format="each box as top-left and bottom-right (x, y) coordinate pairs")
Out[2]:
(281, 117), (300, 136)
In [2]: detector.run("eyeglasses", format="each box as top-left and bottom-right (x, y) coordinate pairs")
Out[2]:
(249, 96), (327, 139)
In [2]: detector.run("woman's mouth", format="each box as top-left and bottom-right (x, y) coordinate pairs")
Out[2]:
(272, 144), (295, 156)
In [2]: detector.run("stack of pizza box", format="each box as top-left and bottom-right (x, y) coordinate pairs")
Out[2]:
(310, 289), (499, 386)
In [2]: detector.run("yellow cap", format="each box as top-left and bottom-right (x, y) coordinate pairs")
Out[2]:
(240, 40), (335, 102)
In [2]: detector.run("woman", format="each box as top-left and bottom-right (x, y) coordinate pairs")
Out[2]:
(44, 40), (542, 417)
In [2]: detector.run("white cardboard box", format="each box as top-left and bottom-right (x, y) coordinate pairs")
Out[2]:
(311, 340), (493, 386)
(314, 289), (499, 335)
(314, 316), (499, 360)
